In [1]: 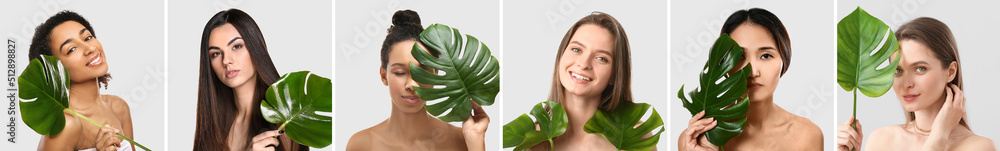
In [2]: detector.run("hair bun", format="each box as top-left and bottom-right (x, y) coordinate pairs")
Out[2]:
(392, 10), (421, 27)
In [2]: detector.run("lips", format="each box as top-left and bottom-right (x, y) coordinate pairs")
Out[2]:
(225, 70), (240, 78)
(402, 95), (422, 104)
(85, 53), (103, 67)
(569, 71), (592, 83)
(747, 82), (763, 89)
(902, 94), (919, 102)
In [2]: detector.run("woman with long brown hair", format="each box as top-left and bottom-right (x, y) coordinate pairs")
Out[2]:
(193, 9), (307, 151)
(836, 17), (996, 151)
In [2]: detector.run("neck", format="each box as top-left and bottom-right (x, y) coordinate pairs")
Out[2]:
(913, 96), (946, 133)
(386, 104), (437, 140)
(560, 91), (601, 138)
(233, 79), (257, 118)
(746, 95), (777, 128)
(68, 78), (102, 108)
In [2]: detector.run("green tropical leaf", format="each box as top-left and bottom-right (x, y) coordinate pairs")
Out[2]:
(837, 6), (900, 98)
(18, 55), (150, 150)
(261, 71), (333, 148)
(410, 23), (500, 122)
(677, 34), (751, 147)
(502, 101), (567, 151)
(584, 101), (664, 151)
(18, 55), (70, 136)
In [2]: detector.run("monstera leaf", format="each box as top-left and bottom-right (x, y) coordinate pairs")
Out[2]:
(18, 55), (150, 150)
(502, 101), (567, 151)
(584, 101), (664, 151)
(261, 71), (333, 148)
(677, 34), (751, 147)
(837, 7), (900, 135)
(410, 23), (500, 122)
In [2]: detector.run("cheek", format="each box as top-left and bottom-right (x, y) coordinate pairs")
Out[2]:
(595, 64), (613, 83)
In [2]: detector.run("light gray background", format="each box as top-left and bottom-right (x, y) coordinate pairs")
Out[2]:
(1, 0), (166, 150)
(166, 0), (332, 150)
(503, 0), (670, 150)
(836, 0), (1000, 148)
(670, 0), (838, 149)
(334, 0), (501, 150)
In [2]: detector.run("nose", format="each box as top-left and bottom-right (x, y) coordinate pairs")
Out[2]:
(222, 51), (234, 68)
(83, 43), (96, 56)
(405, 78), (418, 92)
(575, 53), (593, 70)
(748, 59), (760, 78)
(900, 72), (915, 90)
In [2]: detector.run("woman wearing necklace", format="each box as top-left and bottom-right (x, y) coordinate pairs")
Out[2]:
(836, 17), (995, 151)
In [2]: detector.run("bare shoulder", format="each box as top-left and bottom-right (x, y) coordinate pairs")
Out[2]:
(864, 124), (904, 150)
(101, 94), (131, 116)
(953, 133), (997, 151)
(789, 114), (823, 150)
(39, 111), (83, 149)
(346, 127), (375, 151)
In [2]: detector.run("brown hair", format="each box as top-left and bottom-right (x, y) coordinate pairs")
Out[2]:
(547, 12), (632, 111)
(194, 9), (303, 150)
(895, 17), (968, 129)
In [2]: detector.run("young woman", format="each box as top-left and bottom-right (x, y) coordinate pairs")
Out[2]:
(678, 8), (823, 150)
(345, 10), (490, 151)
(27, 11), (135, 151)
(522, 11), (639, 151)
(836, 17), (996, 151)
(193, 9), (307, 151)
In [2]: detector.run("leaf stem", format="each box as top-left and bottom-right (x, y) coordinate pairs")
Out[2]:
(851, 89), (857, 151)
(548, 139), (554, 151)
(65, 108), (151, 150)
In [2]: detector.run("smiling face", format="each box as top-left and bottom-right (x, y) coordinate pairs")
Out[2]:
(729, 23), (783, 102)
(892, 39), (956, 111)
(558, 24), (615, 98)
(381, 40), (435, 113)
(48, 21), (108, 83)
(208, 23), (257, 89)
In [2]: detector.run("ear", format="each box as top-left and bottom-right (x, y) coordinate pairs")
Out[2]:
(946, 61), (957, 83)
(380, 66), (389, 86)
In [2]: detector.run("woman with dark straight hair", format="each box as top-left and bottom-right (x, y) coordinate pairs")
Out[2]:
(28, 10), (136, 151)
(679, 8), (822, 150)
(193, 8), (306, 151)
(836, 17), (995, 151)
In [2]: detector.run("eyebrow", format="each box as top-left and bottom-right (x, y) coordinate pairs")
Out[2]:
(228, 37), (242, 46)
(596, 49), (613, 56)
(908, 61), (930, 66)
(569, 41), (588, 49)
(58, 28), (91, 53)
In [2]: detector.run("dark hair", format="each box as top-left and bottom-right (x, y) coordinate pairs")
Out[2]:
(29, 10), (111, 88)
(194, 9), (295, 151)
(548, 11), (633, 111)
(379, 10), (440, 69)
(721, 8), (792, 76)
(895, 17), (968, 129)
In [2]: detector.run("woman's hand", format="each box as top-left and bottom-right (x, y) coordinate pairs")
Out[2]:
(837, 116), (863, 151)
(923, 84), (966, 150)
(251, 130), (283, 151)
(462, 100), (489, 151)
(678, 111), (719, 151)
(95, 124), (122, 151)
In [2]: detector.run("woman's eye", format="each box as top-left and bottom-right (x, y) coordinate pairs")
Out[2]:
(894, 68), (902, 75)
(232, 44), (243, 50)
(596, 56), (608, 62)
(760, 54), (773, 60)
(393, 71), (407, 76)
(84, 36), (93, 41)
(916, 67), (926, 73)
(210, 52), (221, 58)
(67, 47), (75, 55)
(571, 48), (581, 53)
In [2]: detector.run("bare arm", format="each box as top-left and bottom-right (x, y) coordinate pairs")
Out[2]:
(107, 95), (134, 149)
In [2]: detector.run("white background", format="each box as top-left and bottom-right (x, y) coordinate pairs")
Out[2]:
(836, 0), (1000, 148)
(670, 0), (838, 149)
(334, 0), (502, 150)
(1, 0), (166, 150)
(502, 0), (670, 150)
(166, 0), (333, 150)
